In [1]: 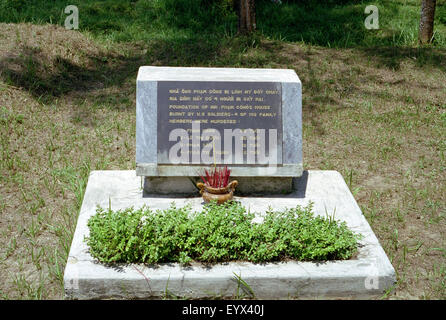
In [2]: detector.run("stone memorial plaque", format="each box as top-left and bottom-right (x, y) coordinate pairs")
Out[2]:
(136, 66), (303, 184)
(157, 81), (283, 165)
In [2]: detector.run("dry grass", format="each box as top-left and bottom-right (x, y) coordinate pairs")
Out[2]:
(0, 23), (445, 299)
(0, 23), (140, 299)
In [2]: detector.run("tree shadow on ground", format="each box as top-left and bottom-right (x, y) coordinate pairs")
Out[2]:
(145, 36), (223, 67)
(360, 46), (446, 72)
(257, 0), (399, 47)
(0, 44), (145, 106)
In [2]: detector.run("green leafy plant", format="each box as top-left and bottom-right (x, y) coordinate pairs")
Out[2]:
(85, 201), (362, 265)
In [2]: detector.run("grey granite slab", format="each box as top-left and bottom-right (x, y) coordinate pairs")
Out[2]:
(136, 67), (302, 178)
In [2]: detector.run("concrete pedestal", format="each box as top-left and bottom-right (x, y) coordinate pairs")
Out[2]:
(143, 176), (294, 195)
(64, 170), (395, 299)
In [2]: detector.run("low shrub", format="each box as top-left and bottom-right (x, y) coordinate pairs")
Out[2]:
(86, 201), (362, 264)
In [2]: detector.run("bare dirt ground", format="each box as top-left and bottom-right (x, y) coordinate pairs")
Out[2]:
(0, 23), (444, 299)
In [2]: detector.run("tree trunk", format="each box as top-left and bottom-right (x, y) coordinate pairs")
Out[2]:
(237, 0), (256, 34)
(419, 0), (437, 44)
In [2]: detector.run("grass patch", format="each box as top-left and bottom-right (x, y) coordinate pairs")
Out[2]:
(0, 0), (444, 300)
(0, 0), (445, 48)
(86, 201), (361, 264)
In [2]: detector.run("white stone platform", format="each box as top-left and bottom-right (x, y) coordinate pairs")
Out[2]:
(64, 170), (395, 299)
